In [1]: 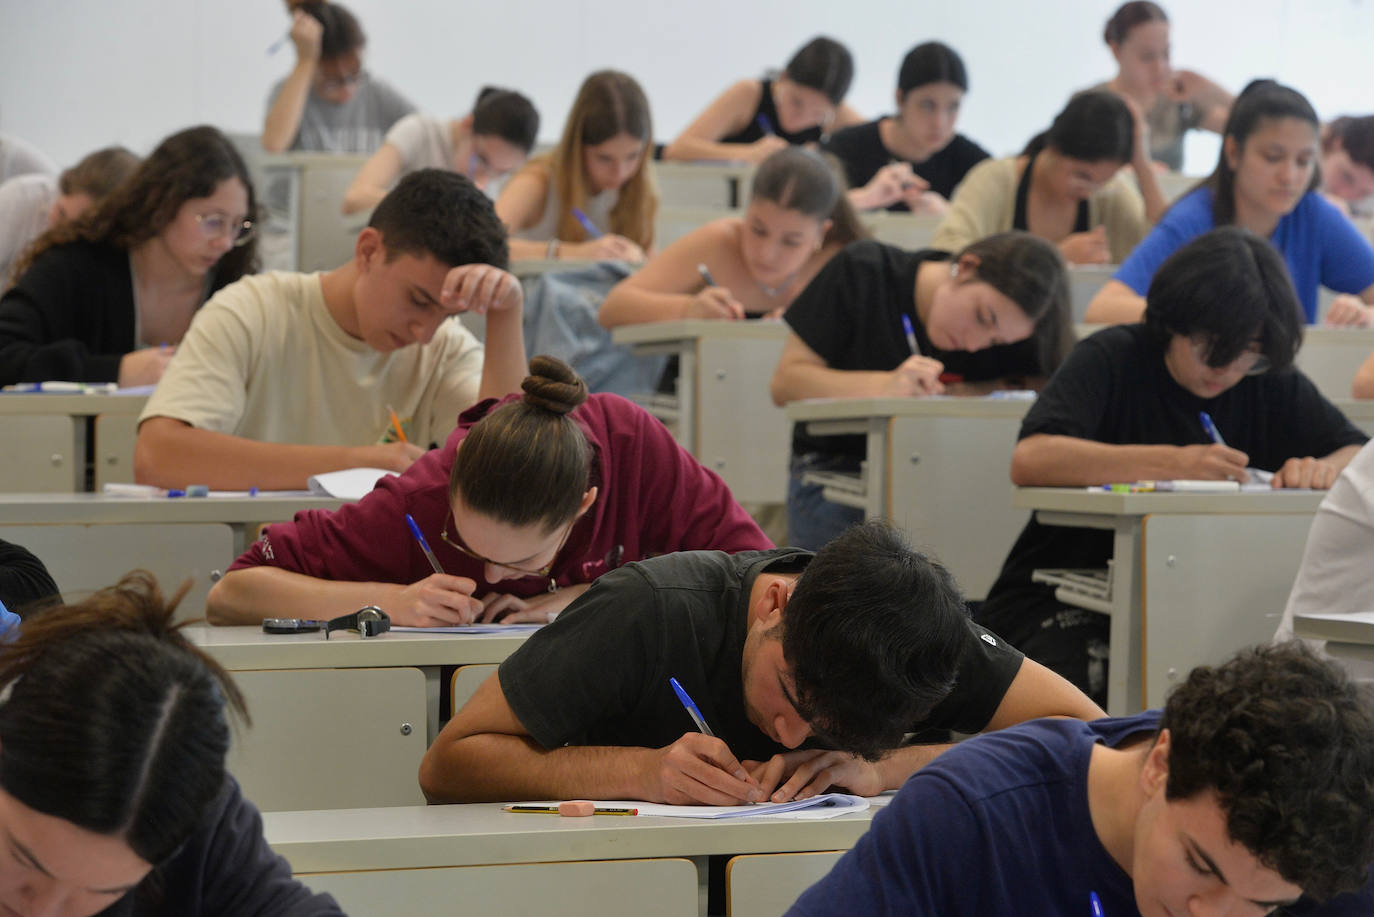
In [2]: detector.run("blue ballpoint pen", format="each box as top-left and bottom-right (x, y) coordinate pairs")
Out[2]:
(900, 314), (923, 356)
(755, 113), (776, 136)
(1089, 890), (1105, 916)
(1199, 411), (1226, 446)
(405, 513), (446, 574)
(669, 677), (716, 737)
(571, 207), (603, 239)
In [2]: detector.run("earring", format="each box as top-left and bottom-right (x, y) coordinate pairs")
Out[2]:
(950, 263), (960, 277)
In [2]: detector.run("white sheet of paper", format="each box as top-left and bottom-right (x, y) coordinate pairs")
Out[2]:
(391, 624), (543, 634)
(579, 794), (870, 820)
(306, 468), (397, 500)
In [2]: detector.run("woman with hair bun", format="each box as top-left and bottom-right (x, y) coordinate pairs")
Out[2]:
(0, 572), (341, 915)
(208, 355), (773, 626)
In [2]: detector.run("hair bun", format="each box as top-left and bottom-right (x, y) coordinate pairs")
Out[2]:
(521, 355), (589, 415)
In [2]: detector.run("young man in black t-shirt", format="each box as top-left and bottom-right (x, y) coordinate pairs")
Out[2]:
(977, 227), (1369, 705)
(419, 522), (1104, 805)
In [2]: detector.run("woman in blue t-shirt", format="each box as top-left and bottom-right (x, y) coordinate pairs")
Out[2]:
(1087, 79), (1374, 326)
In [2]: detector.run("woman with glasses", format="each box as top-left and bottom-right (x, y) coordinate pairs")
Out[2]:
(0, 125), (257, 387)
(206, 355), (773, 627)
(1086, 80), (1374, 326)
(342, 87), (540, 214)
(975, 227), (1367, 706)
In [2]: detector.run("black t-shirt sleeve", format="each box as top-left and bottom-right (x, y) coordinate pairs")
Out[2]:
(1266, 372), (1370, 464)
(821, 123), (883, 190)
(919, 622), (1024, 734)
(0, 247), (124, 384)
(499, 566), (661, 749)
(1017, 335), (1118, 441)
(134, 778), (343, 916)
(783, 249), (862, 366)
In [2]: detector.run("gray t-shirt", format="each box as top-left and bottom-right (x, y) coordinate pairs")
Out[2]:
(266, 72), (416, 153)
(1087, 81), (1202, 172)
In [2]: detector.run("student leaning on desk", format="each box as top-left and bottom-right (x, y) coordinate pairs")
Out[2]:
(976, 227), (1367, 707)
(134, 169), (524, 492)
(207, 356), (771, 627)
(419, 522), (1103, 806)
(787, 644), (1374, 916)
(0, 573), (342, 916)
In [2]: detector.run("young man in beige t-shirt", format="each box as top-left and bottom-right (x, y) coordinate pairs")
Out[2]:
(134, 169), (527, 491)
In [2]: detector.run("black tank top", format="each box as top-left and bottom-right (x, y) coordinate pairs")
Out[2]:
(721, 79), (825, 146)
(1013, 151), (1090, 235)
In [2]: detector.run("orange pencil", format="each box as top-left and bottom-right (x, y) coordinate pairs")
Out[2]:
(387, 405), (408, 444)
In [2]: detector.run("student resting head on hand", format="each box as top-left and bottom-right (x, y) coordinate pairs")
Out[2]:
(342, 86), (540, 214)
(206, 355), (772, 628)
(826, 41), (991, 214)
(932, 90), (1159, 267)
(600, 147), (869, 326)
(0, 572), (341, 916)
(788, 642), (1374, 916)
(1088, 79), (1374, 327)
(419, 520), (1104, 806)
(0, 125), (257, 389)
(499, 70), (656, 264)
(979, 226), (1368, 704)
(771, 230), (1072, 549)
(663, 37), (862, 165)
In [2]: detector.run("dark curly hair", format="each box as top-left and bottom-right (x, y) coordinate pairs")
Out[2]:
(14, 125), (258, 290)
(780, 522), (968, 761)
(368, 168), (509, 270)
(1159, 643), (1374, 900)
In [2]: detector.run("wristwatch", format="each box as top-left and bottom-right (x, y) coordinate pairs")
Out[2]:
(324, 605), (391, 639)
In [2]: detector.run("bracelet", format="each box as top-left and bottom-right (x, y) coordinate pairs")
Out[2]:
(546, 238), (560, 259)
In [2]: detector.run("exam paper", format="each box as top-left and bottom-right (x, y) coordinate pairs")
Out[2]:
(391, 624), (543, 634)
(307, 467), (397, 500)
(589, 793), (870, 820)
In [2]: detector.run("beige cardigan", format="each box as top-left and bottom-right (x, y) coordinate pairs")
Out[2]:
(931, 156), (1147, 264)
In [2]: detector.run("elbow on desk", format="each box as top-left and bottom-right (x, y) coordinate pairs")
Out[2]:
(1353, 366), (1374, 399)
(131, 421), (180, 488)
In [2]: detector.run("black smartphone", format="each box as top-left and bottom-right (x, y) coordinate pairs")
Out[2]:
(262, 618), (326, 634)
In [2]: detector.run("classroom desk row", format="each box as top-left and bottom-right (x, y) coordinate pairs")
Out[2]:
(265, 800), (871, 917)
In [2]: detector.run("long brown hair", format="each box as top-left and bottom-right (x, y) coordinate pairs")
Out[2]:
(0, 571), (247, 866)
(13, 125), (258, 289)
(534, 70), (658, 248)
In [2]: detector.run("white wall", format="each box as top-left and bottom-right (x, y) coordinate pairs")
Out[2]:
(1, 0), (1370, 175)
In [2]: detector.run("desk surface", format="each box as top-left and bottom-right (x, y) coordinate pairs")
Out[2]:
(187, 625), (533, 669)
(610, 318), (789, 344)
(0, 393), (148, 415)
(786, 396), (1034, 421)
(1015, 487), (1325, 516)
(266, 802), (875, 872)
(0, 493), (343, 524)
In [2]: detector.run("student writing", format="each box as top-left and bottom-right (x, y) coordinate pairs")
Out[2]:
(207, 356), (772, 627)
(0, 126), (256, 387)
(770, 231), (1072, 550)
(498, 71), (655, 263)
(599, 148), (867, 326)
(824, 41), (990, 214)
(932, 90), (1163, 266)
(342, 87), (539, 214)
(978, 228), (1367, 705)
(663, 37), (863, 164)
(1086, 80), (1374, 326)
(134, 169), (523, 491)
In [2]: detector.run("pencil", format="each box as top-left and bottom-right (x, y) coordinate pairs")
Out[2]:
(387, 405), (408, 444)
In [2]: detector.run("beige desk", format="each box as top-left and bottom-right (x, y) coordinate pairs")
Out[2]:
(656, 205), (740, 248)
(0, 392), (148, 491)
(787, 396), (1032, 600)
(0, 493), (342, 613)
(1067, 265), (1116, 323)
(654, 160), (755, 209)
(258, 153), (370, 272)
(191, 626), (533, 812)
(612, 319), (790, 504)
(266, 801), (873, 916)
(861, 211), (941, 249)
(1293, 326), (1374, 402)
(1017, 487), (1322, 715)
(1334, 399), (1374, 436)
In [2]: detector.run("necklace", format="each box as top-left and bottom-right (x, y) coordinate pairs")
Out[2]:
(757, 270), (799, 298)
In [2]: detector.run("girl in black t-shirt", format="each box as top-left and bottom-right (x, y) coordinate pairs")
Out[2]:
(600, 148), (868, 325)
(662, 37), (865, 165)
(825, 42), (991, 214)
(772, 231), (1072, 549)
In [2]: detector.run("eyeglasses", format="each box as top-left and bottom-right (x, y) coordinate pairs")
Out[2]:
(440, 510), (576, 583)
(319, 69), (363, 92)
(195, 212), (255, 247)
(1188, 337), (1272, 376)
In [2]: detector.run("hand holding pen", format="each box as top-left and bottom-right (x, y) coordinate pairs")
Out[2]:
(689, 264), (745, 320)
(653, 678), (764, 805)
(886, 315), (945, 396)
(563, 210), (646, 262)
(387, 514), (482, 627)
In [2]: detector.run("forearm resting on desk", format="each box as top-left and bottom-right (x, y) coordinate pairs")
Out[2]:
(1082, 280), (1146, 325)
(134, 417), (420, 491)
(1010, 435), (1194, 487)
(207, 567), (412, 625)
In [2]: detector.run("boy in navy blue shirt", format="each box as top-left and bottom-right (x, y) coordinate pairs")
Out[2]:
(788, 643), (1374, 916)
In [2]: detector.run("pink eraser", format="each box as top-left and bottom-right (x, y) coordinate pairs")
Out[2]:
(558, 800), (596, 817)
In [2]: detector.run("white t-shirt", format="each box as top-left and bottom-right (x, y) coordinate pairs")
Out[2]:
(139, 271), (484, 447)
(0, 134), (56, 184)
(0, 173), (55, 288)
(385, 113), (456, 173)
(1274, 438), (1374, 683)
